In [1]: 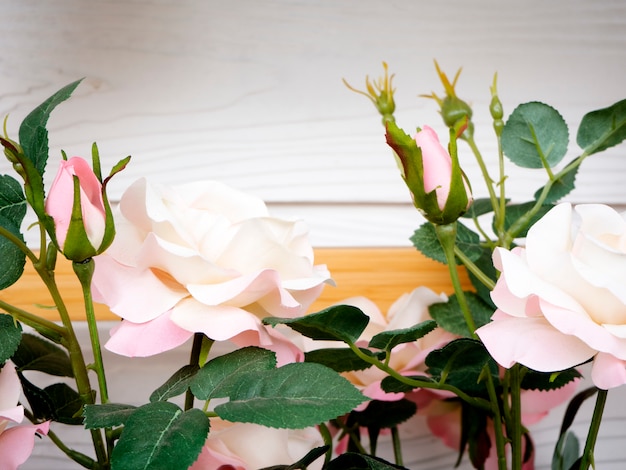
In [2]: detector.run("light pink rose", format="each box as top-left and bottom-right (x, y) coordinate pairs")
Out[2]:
(189, 419), (323, 470)
(45, 156), (107, 251)
(416, 378), (579, 469)
(414, 125), (471, 211)
(319, 288), (450, 403)
(476, 203), (626, 389)
(92, 178), (332, 363)
(0, 362), (50, 470)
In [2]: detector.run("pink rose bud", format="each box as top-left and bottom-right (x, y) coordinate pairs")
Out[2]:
(386, 122), (471, 225)
(45, 157), (109, 261)
(414, 126), (457, 211)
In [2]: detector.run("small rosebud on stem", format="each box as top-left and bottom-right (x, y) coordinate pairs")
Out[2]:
(343, 62), (396, 125)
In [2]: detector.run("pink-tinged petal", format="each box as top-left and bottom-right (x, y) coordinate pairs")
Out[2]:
(425, 403), (463, 450)
(92, 254), (187, 323)
(105, 313), (193, 357)
(0, 364), (22, 419)
(539, 299), (626, 360)
(476, 315), (595, 372)
(387, 286), (447, 330)
(170, 298), (261, 341)
(188, 270), (288, 307)
(189, 443), (246, 470)
(0, 421), (49, 470)
(414, 126), (453, 210)
(520, 379), (579, 426)
(230, 329), (303, 366)
(591, 352), (626, 389)
(360, 381), (404, 403)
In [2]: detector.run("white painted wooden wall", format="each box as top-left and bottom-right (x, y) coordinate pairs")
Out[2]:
(1, 1), (626, 468)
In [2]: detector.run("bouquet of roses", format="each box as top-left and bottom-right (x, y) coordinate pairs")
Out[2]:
(0, 61), (625, 470)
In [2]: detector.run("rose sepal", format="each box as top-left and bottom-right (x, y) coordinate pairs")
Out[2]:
(385, 121), (470, 225)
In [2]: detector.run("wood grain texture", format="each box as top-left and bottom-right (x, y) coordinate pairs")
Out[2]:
(3, 247), (469, 321)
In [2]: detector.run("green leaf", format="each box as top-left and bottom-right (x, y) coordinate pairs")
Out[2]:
(533, 161), (579, 204)
(0, 214), (26, 290)
(215, 362), (365, 428)
(41, 383), (84, 425)
(502, 101), (569, 169)
(258, 446), (330, 470)
(500, 202), (553, 239)
(0, 174), (27, 226)
(351, 399), (417, 429)
(327, 453), (409, 470)
(111, 402), (209, 470)
(0, 314), (22, 364)
(521, 367), (582, 392)
(12, 333), (74, 377)
(425, 338), (498, 394)
(552, 431), (580, 470)
(18, 372), (82, 424)
(190, 346), (276, 400)
(410, 221), (482, 264)
(84, 403), (137, 429)
(19, 80), (83, 175)
(264, 304), (369, 344)
(368, 320), (437, 351)
(150, 364), (199, 402)
(304, 348), (379, 373)
(429, 292), (494, 338)
(577, 98), (626, 155)
(380, 375), (434, 394)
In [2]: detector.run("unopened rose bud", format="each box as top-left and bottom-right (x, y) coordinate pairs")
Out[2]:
(386, 123), (472, 225)
(45, 156), (116, 261)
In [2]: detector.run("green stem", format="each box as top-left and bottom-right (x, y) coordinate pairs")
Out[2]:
(185, 333), (207, 410)
(435, 222), (509, 469)
(580, 389), (608, 469)
(391, 426), (403, 466)
(495, 133), (508, 245)
(509, 365), (523, 470)
(435, 223), (476, 335)
(453, 245), (495, 290)
(484, 367), (508, 470)
(505, 154), (587, 245)
(465, 135), (500, 222)
(347, 340), (492, 411)
(318, 422), (334, 466)
(37, 265), (107, 466)
(73, 259), (109, 405)
(0, 299), (67, 344)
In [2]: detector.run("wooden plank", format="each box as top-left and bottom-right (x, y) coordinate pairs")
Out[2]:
(1, 248), (471, 322)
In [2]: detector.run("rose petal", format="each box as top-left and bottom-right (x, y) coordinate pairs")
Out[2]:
(476, 315), (595, 372)
(591, 352), (626, 389)
(0, 421), (49, 470)
(0, 364), (22, 420)
(105, 312), (193, 357)
(169, 298), (261, 341)
(93, 254), (187, 323)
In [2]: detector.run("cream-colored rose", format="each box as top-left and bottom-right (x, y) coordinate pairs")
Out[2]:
(190, 419), (323, 470)
(477, 203), (626, 389)
(92, 178), (332, 362)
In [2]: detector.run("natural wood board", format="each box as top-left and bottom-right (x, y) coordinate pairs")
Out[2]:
(1, 248), (471, 322)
